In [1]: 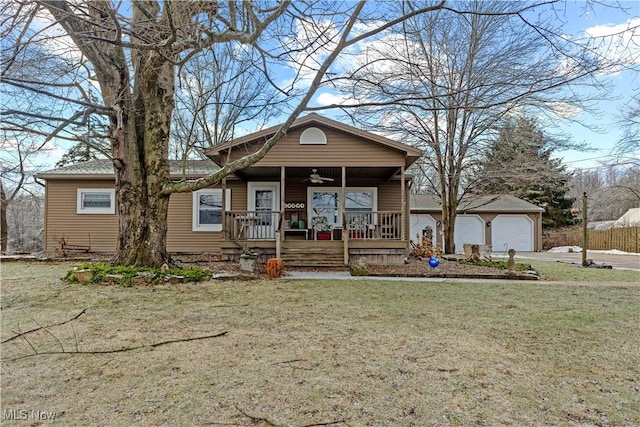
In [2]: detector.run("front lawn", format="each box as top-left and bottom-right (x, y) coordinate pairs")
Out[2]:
(1, 261), (638, 426)
(529, 259), (639, 282)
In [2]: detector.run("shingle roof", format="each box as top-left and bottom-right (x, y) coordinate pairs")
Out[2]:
(36, 159), (218, 179)
(410, 194), (544, 213)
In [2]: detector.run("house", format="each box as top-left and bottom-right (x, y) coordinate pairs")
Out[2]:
(36, 114), (422, 266)
(410, 194), (544, 252)
(613, 207), (640, 228)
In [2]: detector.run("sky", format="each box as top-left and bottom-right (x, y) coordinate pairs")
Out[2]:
(548, 1), (640, 171)
(3, 0), (639, 177)
(303, 1), (640, 172)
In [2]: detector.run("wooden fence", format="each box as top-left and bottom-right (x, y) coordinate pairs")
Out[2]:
(585, 227), (639, 253)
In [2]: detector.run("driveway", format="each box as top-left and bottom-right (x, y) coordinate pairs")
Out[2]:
(495, 251), (640, 271)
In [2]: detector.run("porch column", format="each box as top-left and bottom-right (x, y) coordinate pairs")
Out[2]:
(221, 177), (227, 235)
(342, 166), (348, 265)
(276, 166), (285, 259)
(401, 165), (406, 241)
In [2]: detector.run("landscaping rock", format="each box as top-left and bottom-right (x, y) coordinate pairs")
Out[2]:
(350, 258), (369, 276)
(73, 269), (94, 284)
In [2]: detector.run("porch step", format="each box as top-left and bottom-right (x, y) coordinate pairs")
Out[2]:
(281, 242), (345, 267)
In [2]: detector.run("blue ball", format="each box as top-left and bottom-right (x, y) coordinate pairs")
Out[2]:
(428, 257), (440, 268)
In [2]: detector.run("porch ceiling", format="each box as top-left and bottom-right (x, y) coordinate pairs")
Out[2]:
(233, 166), (402, 181)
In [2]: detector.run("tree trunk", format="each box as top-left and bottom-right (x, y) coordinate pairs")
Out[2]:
(110, 51), (174, 267)
(442, 203), (457, 255)
(1, 180), (7, 253)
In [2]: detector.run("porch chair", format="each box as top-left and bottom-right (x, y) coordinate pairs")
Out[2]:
(312, 216), (334, 240)
(348, 214), (374, 239)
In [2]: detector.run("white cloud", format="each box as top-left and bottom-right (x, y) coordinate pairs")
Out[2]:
(584, 17), (640, 67)
(279, 19), (341, 91)
(315, 91), (356, 107)
(28, 10), (84, 63)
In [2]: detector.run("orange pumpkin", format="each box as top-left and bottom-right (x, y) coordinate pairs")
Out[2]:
(266, 258), (283, 279)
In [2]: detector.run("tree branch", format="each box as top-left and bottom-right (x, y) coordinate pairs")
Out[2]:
(6, 331), (228, 361)
(2, 309), (86, 344)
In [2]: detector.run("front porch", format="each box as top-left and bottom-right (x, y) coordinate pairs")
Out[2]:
(221, 210), (408, 266)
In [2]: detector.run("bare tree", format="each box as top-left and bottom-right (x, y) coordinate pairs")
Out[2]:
(570, 163), (640, 221)
(5, 191), (43, 252)
(0, 133), (46, 253)
(2, 0), (447, 266)
(171, 42), (284, 162)
(326, 0), (630, 253)
(616, 92), (640, 156)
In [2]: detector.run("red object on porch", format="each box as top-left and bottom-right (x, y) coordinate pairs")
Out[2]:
(317, 232), (331, 240)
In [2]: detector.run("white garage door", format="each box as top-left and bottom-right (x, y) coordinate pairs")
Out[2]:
(492, 214), (534, 252)
(410, 214), (437, 244)
(454, 215), (484, 252)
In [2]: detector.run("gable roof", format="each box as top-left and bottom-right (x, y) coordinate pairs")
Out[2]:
(36, 159), (218, 180)
(410, 194), (544, 213)
(204, 113), (423, 168)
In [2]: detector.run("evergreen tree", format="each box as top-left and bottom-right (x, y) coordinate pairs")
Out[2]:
(473, 116), (576, 228)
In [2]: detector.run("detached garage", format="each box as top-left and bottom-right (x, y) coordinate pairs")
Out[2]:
(410, 194), (544, 252)
(491, 214), (534, 251)
(454, 215), (485, 249)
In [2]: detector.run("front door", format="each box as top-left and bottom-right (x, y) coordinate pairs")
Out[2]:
(248, 183), (280, 239)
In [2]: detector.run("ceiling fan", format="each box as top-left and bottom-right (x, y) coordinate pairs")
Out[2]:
(303, 169), (334, 184)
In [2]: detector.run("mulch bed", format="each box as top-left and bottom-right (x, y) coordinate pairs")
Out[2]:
(3, 253), (538, 280)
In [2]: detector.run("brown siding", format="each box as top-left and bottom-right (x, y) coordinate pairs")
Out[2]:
(378, 181), (401, 211)
(44, 179), (249, 255)
(44, 180), (118, 253)
(224, 126), (406, 167)
(166, 180), (246, 253)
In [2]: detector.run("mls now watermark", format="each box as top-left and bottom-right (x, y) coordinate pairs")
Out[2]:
(3, 409), (58, 421)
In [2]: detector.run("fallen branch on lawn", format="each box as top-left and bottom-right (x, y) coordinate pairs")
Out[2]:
(6, 331), (228, 361)
(235, 405), (279, 426)
(272, 358), (308, 365)
(235, 405), (349, 427)
(301, 419), (350, 427)
(2, 309), (87, 344)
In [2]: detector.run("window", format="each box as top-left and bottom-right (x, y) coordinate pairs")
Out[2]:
(311, 191), (340, 224)
(192, 189), (231, 232)
(346, 190), (374, 213)
(77, 189), (115, 214)
(299, 127), (327, 144)
(307, 187), (377, 226)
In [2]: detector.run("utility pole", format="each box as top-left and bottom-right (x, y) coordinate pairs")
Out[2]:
(582, 192), (588, 267)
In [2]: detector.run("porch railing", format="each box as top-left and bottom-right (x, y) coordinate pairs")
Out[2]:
(225, 210), (281, 241)
(225, 210), (403, 241)
(345, 211), (402, 240)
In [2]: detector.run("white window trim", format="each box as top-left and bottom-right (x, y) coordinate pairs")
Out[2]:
(192, 189), (231, 232)
(77, 188), (115, 214)
(307, 187), (377, 227)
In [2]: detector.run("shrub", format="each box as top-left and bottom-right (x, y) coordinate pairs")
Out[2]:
(63, 262), (210, 285)
(542, 227), (581, 250)
(458, 259), (533, 272)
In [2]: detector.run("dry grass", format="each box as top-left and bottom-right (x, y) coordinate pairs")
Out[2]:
(1, 261), (639, 426)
